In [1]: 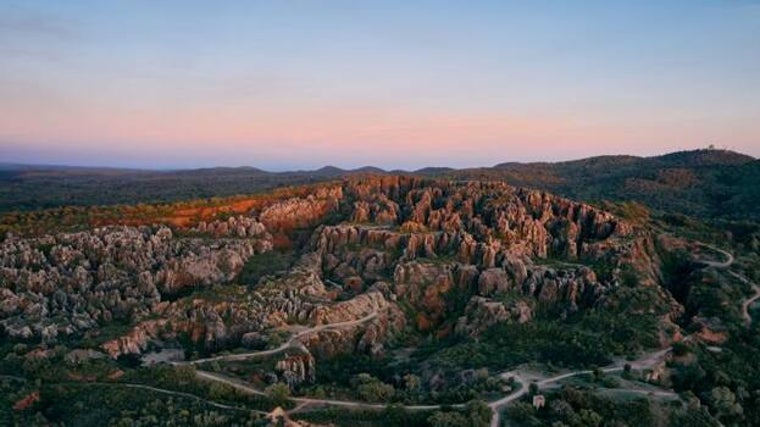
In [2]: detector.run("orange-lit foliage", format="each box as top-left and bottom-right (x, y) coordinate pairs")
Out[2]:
(0, 181), (341, 236)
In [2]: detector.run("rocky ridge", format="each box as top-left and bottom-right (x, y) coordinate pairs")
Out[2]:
(0, 176), (684, 366)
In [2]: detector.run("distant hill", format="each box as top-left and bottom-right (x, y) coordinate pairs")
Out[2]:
(308, 165), (389, 176)
(413, 166), (456, 175)
(1, 149), (757, 221)
(352, 166), (388, 174)
(422, 149), (758, 221)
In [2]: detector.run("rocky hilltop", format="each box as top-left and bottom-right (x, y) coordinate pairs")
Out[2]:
(0, 176), (689, 381)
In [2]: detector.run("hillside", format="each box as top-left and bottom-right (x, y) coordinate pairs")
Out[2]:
(2, 149), (757, 223)
(430, 149), (759, 221)
(2, 176), (760, 426)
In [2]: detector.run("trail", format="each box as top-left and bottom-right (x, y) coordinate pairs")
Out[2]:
(742, 286), (760, 326)
(695, 243), (734, 269)
(103, 382), (267, 414)
(488, 244), (737, 426)
(192, 345), (673, 427)
(696, 244), (758, 326)
(0, 312), (380, 421)
(183, 311), (378, 365)
(488, 345), (672, 427)
(183, 242), (754, 426)
(729, 271), (760, 326)
(196, 369), (464, 411)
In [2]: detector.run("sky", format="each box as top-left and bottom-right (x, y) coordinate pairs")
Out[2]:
(1, 0), (758, 170)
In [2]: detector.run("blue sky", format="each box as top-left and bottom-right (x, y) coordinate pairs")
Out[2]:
(1, 0), (758, 169)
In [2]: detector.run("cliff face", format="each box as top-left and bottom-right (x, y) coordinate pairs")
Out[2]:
(0, 176), (682, 361)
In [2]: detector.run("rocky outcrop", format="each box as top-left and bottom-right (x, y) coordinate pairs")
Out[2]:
(522, 265), (601, 311)
(392, 261), (456, 329)
(101, 319), (167, 359)
(455, 296), (533, 336)
(95, 252), (403, 359)
(275, 352), (316, 387)
(64, 349), (106, 365)
(350, 194), (400, 224)
(300, 289), (405, 358)
(260, 187), (343, 231)
(192, 216), (269, 239)
(0, 176), (684, 367)
(478, 268), (513, 295)
(309, 290), (387, 325)
(0, 225), (272, 343)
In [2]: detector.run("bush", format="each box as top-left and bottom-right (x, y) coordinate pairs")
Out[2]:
(265, 382), (291, 407)
(238, 250), (296, 286)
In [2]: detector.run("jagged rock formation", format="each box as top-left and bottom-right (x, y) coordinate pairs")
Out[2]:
(455, 296), (533, 337)
(0, 222), (271, 342)
(98, 254), (403, 359)
(307, 177), (677, 337)
(260, 187), (343, 231)
(0, 176), (684, 363)
(192, 216), (270, 238)
(275, 352), (316, 387)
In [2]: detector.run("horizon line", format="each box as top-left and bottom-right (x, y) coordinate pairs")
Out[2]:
(1, 147), (753, 174)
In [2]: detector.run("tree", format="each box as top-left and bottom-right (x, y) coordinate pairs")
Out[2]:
(312, 386), (326, 399)
(507, 402), (537, 423)
(265, 382), (291, 407)
(465, 400), (492, 427)
(549, 399), (575, 418)
(622, 363), (633, 380)
(352, 373), (395, 402)
(592, 367), (603, 381)
(403, 374), (421, 392)
(529, 382), (539, 396)
(175, 364), (196, 382)
(428, 411), (469, 427)
(357, 380), (395, 402)
(672, 341), (691, 357)
(208, 382), (232, 400)
(383, 404), (409, 425)
(708, 386), (743, 422)
(578, 409), (603, 427)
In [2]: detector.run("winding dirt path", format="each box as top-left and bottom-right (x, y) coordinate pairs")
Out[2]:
(696, 243), (758, 326)
(185, 242), (755, 426)
(728, 271), (760, 326)
(191, 345), (673, 427)
(196, 369), (464, 411)
(742, 287), (760, 326)
(183, 311), (378, 365)
(488, 345), (674, 427)
(184, 290), (687, 427)
(695, 243), (734, 269)
(3, 312), (381, 420)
